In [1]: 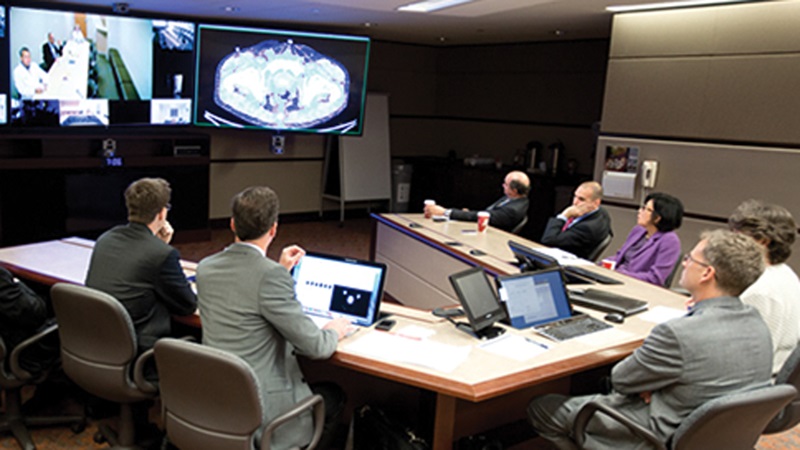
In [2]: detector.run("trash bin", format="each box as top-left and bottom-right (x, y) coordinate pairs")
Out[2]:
(391, 162), (413, 212)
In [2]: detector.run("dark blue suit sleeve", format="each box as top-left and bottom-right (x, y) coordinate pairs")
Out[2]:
(156, 249), (198, 316)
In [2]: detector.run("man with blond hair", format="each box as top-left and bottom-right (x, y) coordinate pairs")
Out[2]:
(528, 229), (772, 449)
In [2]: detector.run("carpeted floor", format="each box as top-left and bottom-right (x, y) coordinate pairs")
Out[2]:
(2, 216), (799, 449)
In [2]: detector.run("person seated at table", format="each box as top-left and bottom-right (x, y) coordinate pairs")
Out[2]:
(729, 199), (800, 375)
(0, 267), (59, 374)
(197, 186), (352, 450)
(527, 229), (772, 450)
(605, 192), (684, 286)
(13, 47), (47, 99)
(85, 177), (197, 358)
(540, 181), (611, 259)
(423, 170), (530, 232)
(42, 32), (63, 71)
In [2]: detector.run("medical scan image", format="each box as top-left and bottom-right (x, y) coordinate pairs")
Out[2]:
(213, 39), (350, 129)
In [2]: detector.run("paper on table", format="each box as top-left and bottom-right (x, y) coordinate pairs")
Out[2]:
(534, 247), (593, 266)
(478, 334), (548, 361)
(345, 331), (471, 373)
(638, 306), (686, 324)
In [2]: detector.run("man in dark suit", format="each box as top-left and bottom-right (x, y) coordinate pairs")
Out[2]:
(540, 181), (611, 259)
(42, 33), (62, 71)
(85, 178), (197, 355)
(528, 230), (773, 449)
(197, 186), (351, 450)
(0, 267), (58, 374)
(424, 170), (530, 232)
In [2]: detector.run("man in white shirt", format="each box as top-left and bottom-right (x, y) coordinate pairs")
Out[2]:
(13, 47), (47, 99)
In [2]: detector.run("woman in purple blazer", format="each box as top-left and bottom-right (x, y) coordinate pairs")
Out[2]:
(609, 192), (684, 286)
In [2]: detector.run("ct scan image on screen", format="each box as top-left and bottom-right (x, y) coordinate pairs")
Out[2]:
(195, 24), (370, 135)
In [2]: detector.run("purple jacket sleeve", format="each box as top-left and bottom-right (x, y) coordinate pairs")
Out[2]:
(613, 227), (681, 286)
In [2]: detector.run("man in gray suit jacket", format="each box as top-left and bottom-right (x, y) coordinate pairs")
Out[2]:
(528, 229), (773, 449)
(197, 186), (351, 450)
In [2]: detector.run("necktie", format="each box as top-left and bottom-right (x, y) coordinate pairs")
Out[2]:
(561, 217), (574, 232)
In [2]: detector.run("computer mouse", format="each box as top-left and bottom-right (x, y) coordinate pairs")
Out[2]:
(604, 312), (625, 324)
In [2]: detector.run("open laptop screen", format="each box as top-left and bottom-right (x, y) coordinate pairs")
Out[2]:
(497, 268), (573, 329)
(291, 252), (386, 327)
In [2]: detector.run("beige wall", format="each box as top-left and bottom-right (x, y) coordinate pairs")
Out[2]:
(596, 1), (800, 275)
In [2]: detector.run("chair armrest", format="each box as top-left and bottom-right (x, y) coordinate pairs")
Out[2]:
(573, 400), (667, 450)
(133, 336), (194, 394)
(260, 394), (325, 450)
(9, 323), (59, 381)
(132, 347), (158, 394)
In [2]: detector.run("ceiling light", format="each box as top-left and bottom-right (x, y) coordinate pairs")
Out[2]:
(607, 0), (750, 13)
(398, 0), (473, 13)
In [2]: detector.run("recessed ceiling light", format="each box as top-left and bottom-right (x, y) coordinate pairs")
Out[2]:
(398, 0), (473, 14)
(607, 0), (749, 13)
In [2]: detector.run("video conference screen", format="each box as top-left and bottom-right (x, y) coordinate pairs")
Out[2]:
(8, 6), (195, 128)
(194, 24), (370, 136)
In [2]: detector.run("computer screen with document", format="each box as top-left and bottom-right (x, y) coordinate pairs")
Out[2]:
(291, 251), (386, 327)
(497, 268), (573, 329)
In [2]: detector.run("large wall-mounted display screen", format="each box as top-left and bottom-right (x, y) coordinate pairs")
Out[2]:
(194, 24), (370, 135)
(8, 6), (195, 128)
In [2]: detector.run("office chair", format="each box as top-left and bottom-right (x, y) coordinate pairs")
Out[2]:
(154, 338), (325, 450)
(764, 345), (800, 434)
(586, 233), (613, 262)
(1, 326), (85, 450)
(663, 257), (683, 288)
(573, 384), (797, 450)
(50, 283), (158, 450)
(510, 216), (528, 235)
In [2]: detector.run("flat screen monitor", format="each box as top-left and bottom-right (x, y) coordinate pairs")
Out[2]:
(8, 6), (195, 128)
(194, 24), (370, 135)
(448, 266), (507, 337)
(508, 240), (559, 272)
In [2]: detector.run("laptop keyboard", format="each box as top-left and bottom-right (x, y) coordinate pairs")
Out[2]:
(535, 315), (612, 341)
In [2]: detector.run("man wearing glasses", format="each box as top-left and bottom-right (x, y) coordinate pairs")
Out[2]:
(86, 178), (197, 359)
(527, 229), (772, 449)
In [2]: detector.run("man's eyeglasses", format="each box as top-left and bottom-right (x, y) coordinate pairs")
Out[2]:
(683, 253), (711, 268)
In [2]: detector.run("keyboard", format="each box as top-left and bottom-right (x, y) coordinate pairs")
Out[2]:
(534, 315), (612, 341)
(564, 265), (623, 285)
(569, 288), (649, 315)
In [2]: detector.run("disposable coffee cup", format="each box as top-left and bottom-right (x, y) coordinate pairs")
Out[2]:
(424, 199), (436, 218)
(601, 259), (617, 270)
(477, 211), (490, 233)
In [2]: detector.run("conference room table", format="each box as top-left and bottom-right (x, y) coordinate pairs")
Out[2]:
(0, 219), (689, 449)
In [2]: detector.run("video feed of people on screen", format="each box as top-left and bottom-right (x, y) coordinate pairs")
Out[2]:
(195, 24), (370, 135)
(9, 6), (194, 127)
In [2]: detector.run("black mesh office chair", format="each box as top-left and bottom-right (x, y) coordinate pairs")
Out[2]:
(1, 326), (85, 450)
(764, 345), (800, 434)
(50, 283), (158, 450)
(586, 233), (613, 262)
(154, 338), (325, 450)
(663, 257), (683, 288)
(573, 384), (797, 450)
(510, 216), (528, 235)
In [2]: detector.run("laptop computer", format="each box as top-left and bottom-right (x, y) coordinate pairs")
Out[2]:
(496, 267), (611, 341)
(507, 240), (623, 285)
(291, 251), (387, 328)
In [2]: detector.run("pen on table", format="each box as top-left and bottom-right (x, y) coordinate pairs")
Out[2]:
(525, 337), (550, 350)
(376, 329), (422, 341)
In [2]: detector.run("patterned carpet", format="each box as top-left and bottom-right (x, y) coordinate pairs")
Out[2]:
(2, 216), (799, 449)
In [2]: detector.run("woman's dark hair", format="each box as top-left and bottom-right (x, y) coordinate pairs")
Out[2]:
(646, 192), (684, 232)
